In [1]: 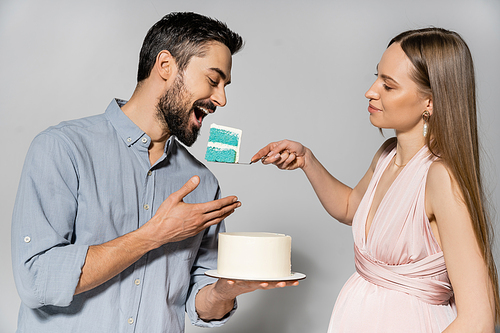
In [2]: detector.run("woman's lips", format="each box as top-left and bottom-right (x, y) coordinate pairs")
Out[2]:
(368, 104), (382, 114)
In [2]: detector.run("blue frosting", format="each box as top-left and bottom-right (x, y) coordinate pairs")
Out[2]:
(205, 146), (237, 163)
(208, 128), (240, 146)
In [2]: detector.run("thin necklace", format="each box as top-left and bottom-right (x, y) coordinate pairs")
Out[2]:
(393, 154), (407, 168)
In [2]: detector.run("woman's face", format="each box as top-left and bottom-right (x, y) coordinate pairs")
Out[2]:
(365, 43), (431, 136)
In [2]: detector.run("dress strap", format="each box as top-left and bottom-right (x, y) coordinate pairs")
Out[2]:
(354, 244), (453, 305)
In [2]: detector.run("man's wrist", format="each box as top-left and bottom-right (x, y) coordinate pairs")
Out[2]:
(196, 282), (235, 321)
(130, 224), (164, 253)
(208, 281), (236, 304)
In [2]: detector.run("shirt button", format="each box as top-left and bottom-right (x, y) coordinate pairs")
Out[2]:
(141, 137), (148, 143)
(24, 236), (31, 243)
(128, 317), (134, 325)
(143, 204), (149, 210)
(147, 170), (152, 176)
(127, 137), (132, 143)
(134, 279), (141, 286)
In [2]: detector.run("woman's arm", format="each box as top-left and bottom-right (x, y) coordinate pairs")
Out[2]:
(426, 161), (495, 332)
(251, 139), (393, 225)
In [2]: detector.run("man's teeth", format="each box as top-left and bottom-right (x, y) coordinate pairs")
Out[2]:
(198, 107), (210, 115)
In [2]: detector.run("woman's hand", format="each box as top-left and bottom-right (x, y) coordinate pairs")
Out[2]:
(251, 139), (308, 170)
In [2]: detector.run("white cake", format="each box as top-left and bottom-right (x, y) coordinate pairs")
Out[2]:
(217, 232), (292, 279)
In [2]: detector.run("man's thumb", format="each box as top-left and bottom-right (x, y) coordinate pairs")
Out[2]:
(175, 175), (200, 201)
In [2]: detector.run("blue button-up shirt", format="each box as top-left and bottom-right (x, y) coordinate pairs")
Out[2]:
(12, 99), (235, 332)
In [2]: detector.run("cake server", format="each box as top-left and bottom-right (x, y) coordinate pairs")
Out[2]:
(207, 156), (267, 165)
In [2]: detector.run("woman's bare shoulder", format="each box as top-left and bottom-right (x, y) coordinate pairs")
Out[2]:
(426, 159), (464, 219)
(427, 159), (455, 191)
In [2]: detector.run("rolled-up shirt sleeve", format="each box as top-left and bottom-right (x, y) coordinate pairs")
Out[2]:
(12, 131), (89, 308)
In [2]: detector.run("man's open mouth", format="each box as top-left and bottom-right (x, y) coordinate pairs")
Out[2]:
(194, 106), (210, 125)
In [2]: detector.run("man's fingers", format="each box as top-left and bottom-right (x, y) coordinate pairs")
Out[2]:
(198, 195), (240, 213)
(202, 203), (240, 226)
(199, 197), (241, 222)
(216, 279), (299, 297)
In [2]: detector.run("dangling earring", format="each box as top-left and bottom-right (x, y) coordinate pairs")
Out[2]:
(422, 111), (430, 137)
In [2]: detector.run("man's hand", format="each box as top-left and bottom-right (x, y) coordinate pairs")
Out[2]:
(142, 175), (241, 248)
(75, 176), (241, 295)
(196, 278), (300, 321)
(214, 278), (300, 299)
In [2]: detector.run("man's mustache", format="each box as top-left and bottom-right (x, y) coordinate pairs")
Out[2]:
(193, 99), (216, 113)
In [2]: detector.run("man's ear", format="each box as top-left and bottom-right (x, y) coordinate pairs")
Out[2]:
(154, 50), (177, 81)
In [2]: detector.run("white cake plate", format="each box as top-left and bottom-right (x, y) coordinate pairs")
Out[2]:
(205, 270), (306, 281)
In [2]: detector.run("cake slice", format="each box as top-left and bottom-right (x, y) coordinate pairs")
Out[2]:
(205, 124), (242, 163)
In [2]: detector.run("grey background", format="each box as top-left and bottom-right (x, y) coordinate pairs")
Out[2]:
(1, 1), (499, 332)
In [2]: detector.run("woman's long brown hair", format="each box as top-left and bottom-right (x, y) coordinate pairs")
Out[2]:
(390, 27), (499, 323)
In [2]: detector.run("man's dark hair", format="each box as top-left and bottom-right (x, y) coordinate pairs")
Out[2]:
(137, 12), (244, 83)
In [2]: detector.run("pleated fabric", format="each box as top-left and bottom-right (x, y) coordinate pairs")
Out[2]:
(328, 142), (456, 332)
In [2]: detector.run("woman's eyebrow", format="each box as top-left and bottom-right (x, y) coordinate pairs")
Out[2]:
(376, 64), (399, 85)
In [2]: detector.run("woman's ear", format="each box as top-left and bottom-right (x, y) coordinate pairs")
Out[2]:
(426, 97), (433, 116)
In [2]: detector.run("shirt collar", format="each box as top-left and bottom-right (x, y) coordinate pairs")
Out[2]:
(105, 98), (175, 155)
(105, 98), (147, 147)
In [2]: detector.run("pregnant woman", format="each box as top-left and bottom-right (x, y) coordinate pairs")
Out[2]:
(252, 28), (499, 332)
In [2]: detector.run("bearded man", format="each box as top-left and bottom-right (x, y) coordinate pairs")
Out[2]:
(11, 12), (298, 333)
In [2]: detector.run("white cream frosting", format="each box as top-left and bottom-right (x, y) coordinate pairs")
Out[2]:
(217, 232), (292, 279)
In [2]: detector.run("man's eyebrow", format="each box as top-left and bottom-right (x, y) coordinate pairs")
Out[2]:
(208, 67), (231, 85)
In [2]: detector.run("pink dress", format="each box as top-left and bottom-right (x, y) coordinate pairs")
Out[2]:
(328, 142), (457, 332)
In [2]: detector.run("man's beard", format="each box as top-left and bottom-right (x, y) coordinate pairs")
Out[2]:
(156, 74), (199, 147)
